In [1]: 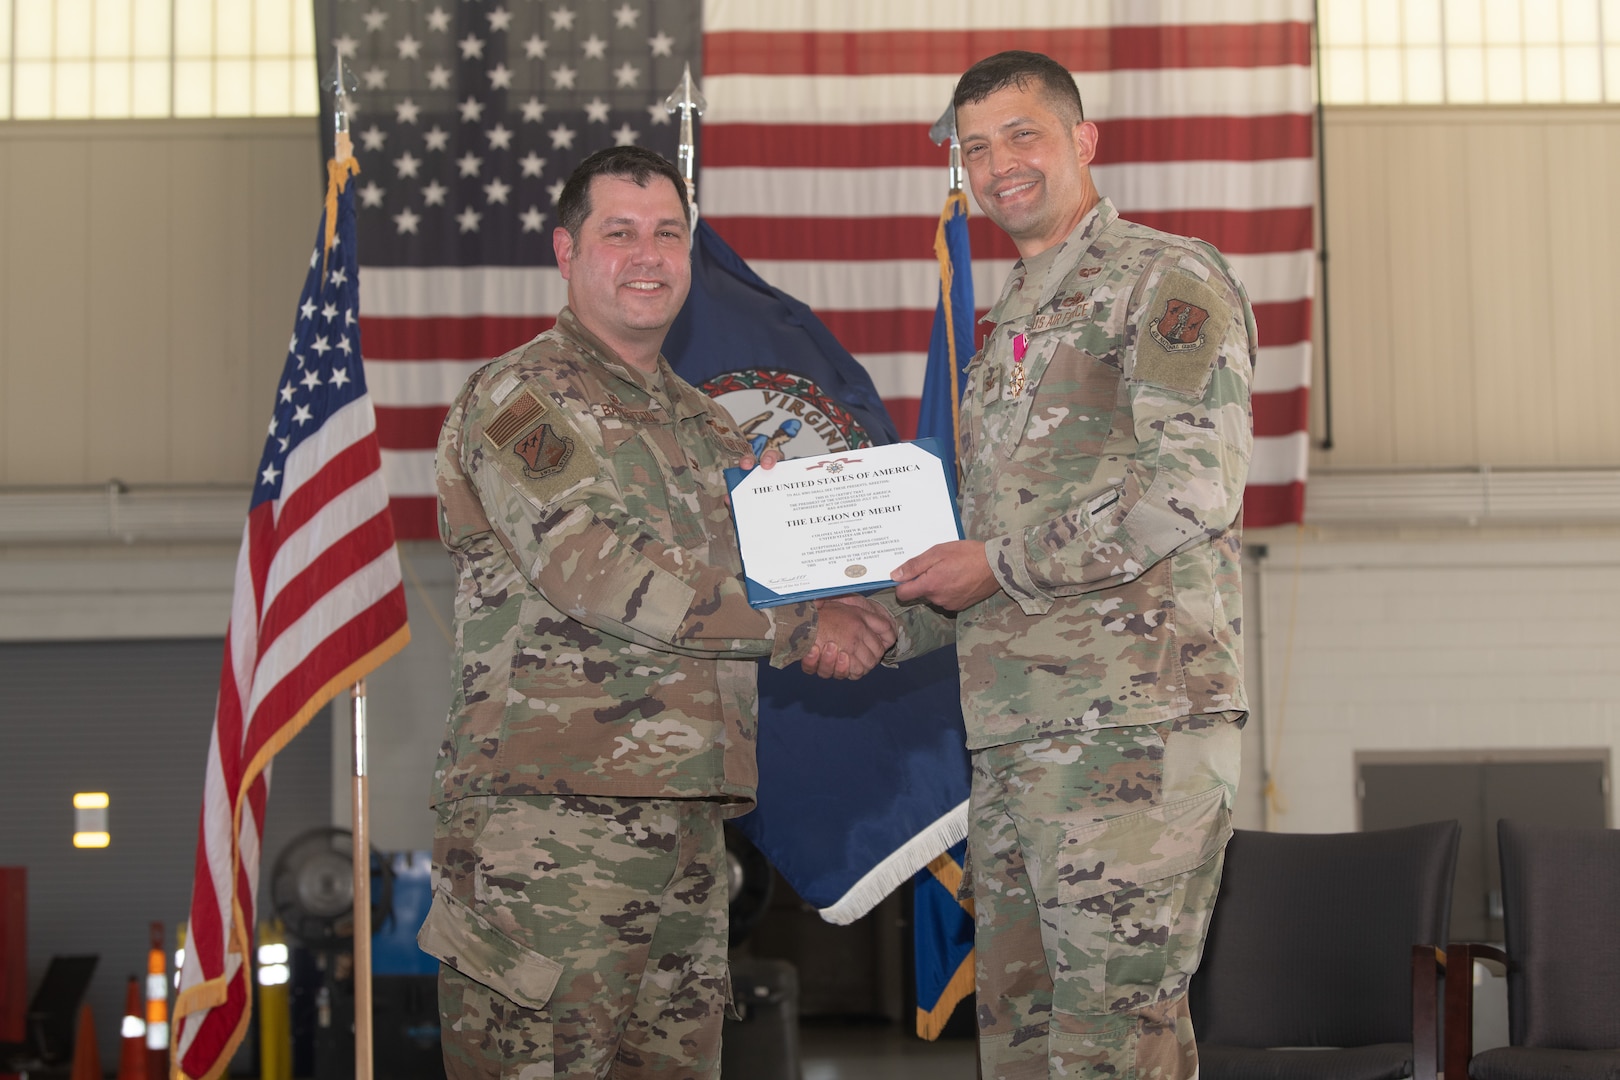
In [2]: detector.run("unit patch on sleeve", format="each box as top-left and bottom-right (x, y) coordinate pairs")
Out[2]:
(482, 387), (597, 498)
(1136, 269), (1231, 397)
(513, 423), (574, 479)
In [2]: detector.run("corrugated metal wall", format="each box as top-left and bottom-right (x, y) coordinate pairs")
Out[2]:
(0, 119), (319, 487)
(0, 637), (331, 1071)
(1313, 106), (1620, 469)
(4, 109), (1620, 486)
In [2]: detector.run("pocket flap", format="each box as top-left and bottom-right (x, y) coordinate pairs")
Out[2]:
(417, 891), (563, 1009)
(1056, 785), (1232, 905)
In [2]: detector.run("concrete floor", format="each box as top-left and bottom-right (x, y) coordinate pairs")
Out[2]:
(761, 975), (1510, 1080)
(800, 1023), (977, 1080)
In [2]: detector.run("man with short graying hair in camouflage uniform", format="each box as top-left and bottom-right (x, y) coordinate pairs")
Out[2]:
(892, 50), (1255, 1080)
(422, 145), (899, 1080)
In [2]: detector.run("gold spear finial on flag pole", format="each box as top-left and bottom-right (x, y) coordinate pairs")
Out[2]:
(664, 62), (706, 229)
(928, 103), (963, 195)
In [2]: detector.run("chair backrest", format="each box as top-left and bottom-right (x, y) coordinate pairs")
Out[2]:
(1498, 818), (1620, 1049)
(24, 955), (98, 1064)
(1190, 821), (1460, 1048)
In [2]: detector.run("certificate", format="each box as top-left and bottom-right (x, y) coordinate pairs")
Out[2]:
(725, 439), (963, 608)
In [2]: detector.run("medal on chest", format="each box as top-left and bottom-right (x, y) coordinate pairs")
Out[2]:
(1007, 332), (1028, 398)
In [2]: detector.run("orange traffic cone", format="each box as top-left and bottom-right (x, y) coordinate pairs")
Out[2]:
(68, 1001), (101, 1080)
(145, 923), (171, 1080)
(116, 973), (147, 1080)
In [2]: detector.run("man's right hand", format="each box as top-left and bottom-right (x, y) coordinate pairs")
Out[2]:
(801, 595), (898, 680)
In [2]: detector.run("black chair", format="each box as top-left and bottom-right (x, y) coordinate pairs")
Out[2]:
(1190, 822), (1461, 1080)
(1445, 819), (1620, 1079)
(0, 954), (99, 1076)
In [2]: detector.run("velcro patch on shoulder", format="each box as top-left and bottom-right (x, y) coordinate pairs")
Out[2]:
(509, 416), (597, 496)
(1135, 269), (1231, 397)
(483, 389), (550, 449)
(482, 389), (598, 501)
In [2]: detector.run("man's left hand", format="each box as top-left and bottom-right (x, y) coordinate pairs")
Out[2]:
(738, 447), (783, 471)
(891, 540), (1001, 611)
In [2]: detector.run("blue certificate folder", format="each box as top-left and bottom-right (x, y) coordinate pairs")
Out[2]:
(724, 437), (963, 609)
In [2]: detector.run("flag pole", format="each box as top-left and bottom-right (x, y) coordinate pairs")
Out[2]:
(350, 678), (374, 1080)
(326, 45), (374, 1080)
(663, 63), (706, 227)
(928, 104), (967, 452)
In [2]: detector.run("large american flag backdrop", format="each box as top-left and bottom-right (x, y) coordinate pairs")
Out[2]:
(325, 0), (1314, 538)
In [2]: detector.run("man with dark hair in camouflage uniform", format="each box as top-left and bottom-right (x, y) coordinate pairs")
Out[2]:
(892, 50), (1255, 1080)
(422, 145), (899, 1080)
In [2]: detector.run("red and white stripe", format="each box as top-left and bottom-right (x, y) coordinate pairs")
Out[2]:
(363, 0), (1313, 532)
(172, 395), (409, 1080)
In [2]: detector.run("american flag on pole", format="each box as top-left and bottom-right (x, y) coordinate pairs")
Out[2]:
(336, 0), (1312, 539)
(170, 150), (410, 1080)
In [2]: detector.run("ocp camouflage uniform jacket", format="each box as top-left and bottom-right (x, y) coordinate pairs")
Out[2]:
(433, 307), (820, 814)
(951, 197), (1255, 749)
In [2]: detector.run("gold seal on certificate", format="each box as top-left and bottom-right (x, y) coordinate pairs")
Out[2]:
(725, 439), (963, 608)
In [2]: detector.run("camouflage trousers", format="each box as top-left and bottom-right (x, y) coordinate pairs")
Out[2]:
(419, 794), (730, 1080)
(968, 715), (1240, 1080)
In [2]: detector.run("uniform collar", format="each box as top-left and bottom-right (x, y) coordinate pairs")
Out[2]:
(982, 197), (1119, 326)
(554, 307), (706, 420)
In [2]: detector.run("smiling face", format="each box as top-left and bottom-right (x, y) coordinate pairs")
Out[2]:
(956, 81), (1100, 259)
(553, 173), (692, 371)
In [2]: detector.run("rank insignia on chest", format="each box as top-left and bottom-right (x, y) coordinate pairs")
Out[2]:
(513, 422), (575, 479)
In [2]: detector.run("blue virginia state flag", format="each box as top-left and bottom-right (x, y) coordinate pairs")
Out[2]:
(916, 190), (977, 476)
(912, 190), (978, 1038)
(664, 218), (971, 924)
(915, 838), (975, 1039)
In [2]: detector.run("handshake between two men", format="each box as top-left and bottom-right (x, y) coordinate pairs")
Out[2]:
(741, 445), (900, 682)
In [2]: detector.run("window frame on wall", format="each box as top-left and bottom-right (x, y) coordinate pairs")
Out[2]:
(1, 0), (318, 121)
(1319, 0), (1619, 105)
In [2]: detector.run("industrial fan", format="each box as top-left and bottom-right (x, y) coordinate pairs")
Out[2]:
(269, 827), (393, 948)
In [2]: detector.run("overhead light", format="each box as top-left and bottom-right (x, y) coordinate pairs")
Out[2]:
(73, 793), (110, 848)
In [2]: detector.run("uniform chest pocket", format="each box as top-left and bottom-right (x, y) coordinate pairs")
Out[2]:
(1013, 342), (1122, 463)
(597, 422), (701, 547)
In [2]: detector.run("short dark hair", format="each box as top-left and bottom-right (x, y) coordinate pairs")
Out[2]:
(952, 50), (1084, 125)
(556, 146), (690, 239)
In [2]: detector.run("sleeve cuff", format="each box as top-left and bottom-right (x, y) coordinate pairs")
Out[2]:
(874, 603), (903, 668)
(986, 535), (1054, 617)
(870, 591), (927, 664)
(766, 602), (818, 668)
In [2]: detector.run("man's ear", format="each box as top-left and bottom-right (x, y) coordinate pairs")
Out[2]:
(553, 226), (574, 281)
(1073, 120), (1100, 168)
